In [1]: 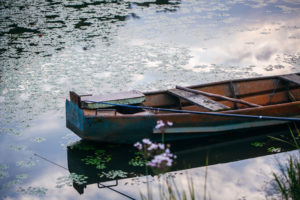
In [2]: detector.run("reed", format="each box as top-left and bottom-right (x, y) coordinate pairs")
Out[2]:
(272, 154), (300, 200)
(269, 124), (300, 200)
(140, 172), (196, 200)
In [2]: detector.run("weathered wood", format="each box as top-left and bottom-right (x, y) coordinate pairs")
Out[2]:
(80, 90), (145, 109)
(279, 74), (300, 85)
(168, 89), (230, 111)
(70, 91), (81, 107)
(176, 86), (262, 108)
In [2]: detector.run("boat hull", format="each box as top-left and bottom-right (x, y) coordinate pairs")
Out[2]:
(66, 99), (300, 144)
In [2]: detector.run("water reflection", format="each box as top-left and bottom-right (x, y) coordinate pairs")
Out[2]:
(0, 0), (182, 60)
(0, 0), (300, 199)
(66, 129), (297, 196)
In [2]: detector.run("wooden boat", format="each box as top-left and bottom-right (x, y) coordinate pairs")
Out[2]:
(66, 73), (300, 144)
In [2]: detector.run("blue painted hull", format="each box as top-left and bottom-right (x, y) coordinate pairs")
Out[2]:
(66, 100), (300, 144)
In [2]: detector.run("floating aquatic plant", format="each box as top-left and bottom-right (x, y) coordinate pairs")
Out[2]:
(129, 152), (147, 167)
(18, 186), (48, 197)
(7, 129), (22, 136)
(9, 144), (27, 151)
(0, 164), (9, 179)
(0, 164), (8, 170)
(0, 171), (9, 179)
(16, 157), (39, 168)
(31, 137), (46, 143)
(99, 170), (128, 179)
(268, 147), (282, 153)
(81, 149), (111, 170)
(16, 174), (28, 179)
(251, 142), (265, 147)
(2, 179), (22, 188)
(56, 173), (88, 188)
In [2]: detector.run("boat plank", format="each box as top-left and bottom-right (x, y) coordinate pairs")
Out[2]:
(168, 89), (230, 111)
(80, 90), (145, 109)
(279, 74), (300, 85)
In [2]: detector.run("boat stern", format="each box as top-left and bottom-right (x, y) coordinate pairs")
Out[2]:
(66, 99), (85, 138)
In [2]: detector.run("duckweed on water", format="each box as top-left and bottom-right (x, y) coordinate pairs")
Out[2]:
(2, 179), (22, 188)
(0, 164), (8, 171)
(18, 186), (47, 197)
(16, 174), (28, 179)
(0, 164), (9, 179)
(7, 129), (22, 136)
(31, 137), (46, 143)
(81, 150), (111, 170)
(9, 145), (27, 151)
(0, 171), (9, 179)
(251, 142), (265, 147)
(129, 152), (147, 167)
(268, 147), (282, 153)
(56, 173), (88, 188)
(99, 170), (128, 180)
(16, 157), (39, 168)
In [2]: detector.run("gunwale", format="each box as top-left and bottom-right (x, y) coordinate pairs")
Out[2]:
(66, 73), (300, 143)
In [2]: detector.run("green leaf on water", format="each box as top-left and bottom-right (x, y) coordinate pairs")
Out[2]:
(81, 150), (111, 170)
(9, 145), (27, 151)
(16, 174), (28, 179)
(251, 142), (265, 147)
(31, 137), (45, 143)
(0, 164), (8, 170)
(56, 173), (88, 188)
(268, 147), (281, 153)
(129, 152), (147, 167)
(99, 170), (128, 179)
(2, 179), (22, 188)
(18, 186), (48, 197)
(0, 171), (9, 179)
(16, 157), (39, 168)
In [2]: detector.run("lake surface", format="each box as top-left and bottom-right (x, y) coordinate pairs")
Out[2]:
(0, 0), (300, 199)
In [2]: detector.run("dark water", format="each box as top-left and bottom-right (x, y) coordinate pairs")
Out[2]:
(0, 0), (300, 199)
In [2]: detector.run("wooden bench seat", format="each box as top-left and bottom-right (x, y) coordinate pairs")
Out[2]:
(167, 89), (230, 111)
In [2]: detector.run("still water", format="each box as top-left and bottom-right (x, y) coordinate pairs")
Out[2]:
(0, 0), (300, 199)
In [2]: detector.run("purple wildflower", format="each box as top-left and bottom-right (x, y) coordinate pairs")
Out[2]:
(155, 120), (165, 129)
(158, 143), (165, 150)
(142, 138), (152, 145)
(147, 153), (173, 168)
(134, 142), (142, 150)
(167, 121), (173, 126)
(147, 143), (158, 151)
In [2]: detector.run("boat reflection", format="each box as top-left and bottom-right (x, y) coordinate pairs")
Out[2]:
(67, 127), (297, 195)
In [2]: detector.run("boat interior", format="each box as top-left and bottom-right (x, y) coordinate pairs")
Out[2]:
(69, 73), (300, 117)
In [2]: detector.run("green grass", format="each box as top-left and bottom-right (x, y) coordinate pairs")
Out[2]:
(272, 154), (300, 200)
(140, 173), (196, 200)
(270, 124), (300, 200)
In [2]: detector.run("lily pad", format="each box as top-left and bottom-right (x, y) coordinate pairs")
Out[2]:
(16, 157), (39, 168)
(18, 186), (47, 197)
(99, 170), (128, 179)
(31, 137), (46, 143)
(9, 145), (27, 151)
(56, 173), (88, 188)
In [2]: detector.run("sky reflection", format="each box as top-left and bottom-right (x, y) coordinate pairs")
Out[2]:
(0, 0), (300, 199)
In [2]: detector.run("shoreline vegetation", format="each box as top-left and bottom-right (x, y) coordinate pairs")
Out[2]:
(267, 125), (300, 200)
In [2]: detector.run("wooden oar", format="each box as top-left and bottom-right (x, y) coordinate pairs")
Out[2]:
(176, 85), (262, 108)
